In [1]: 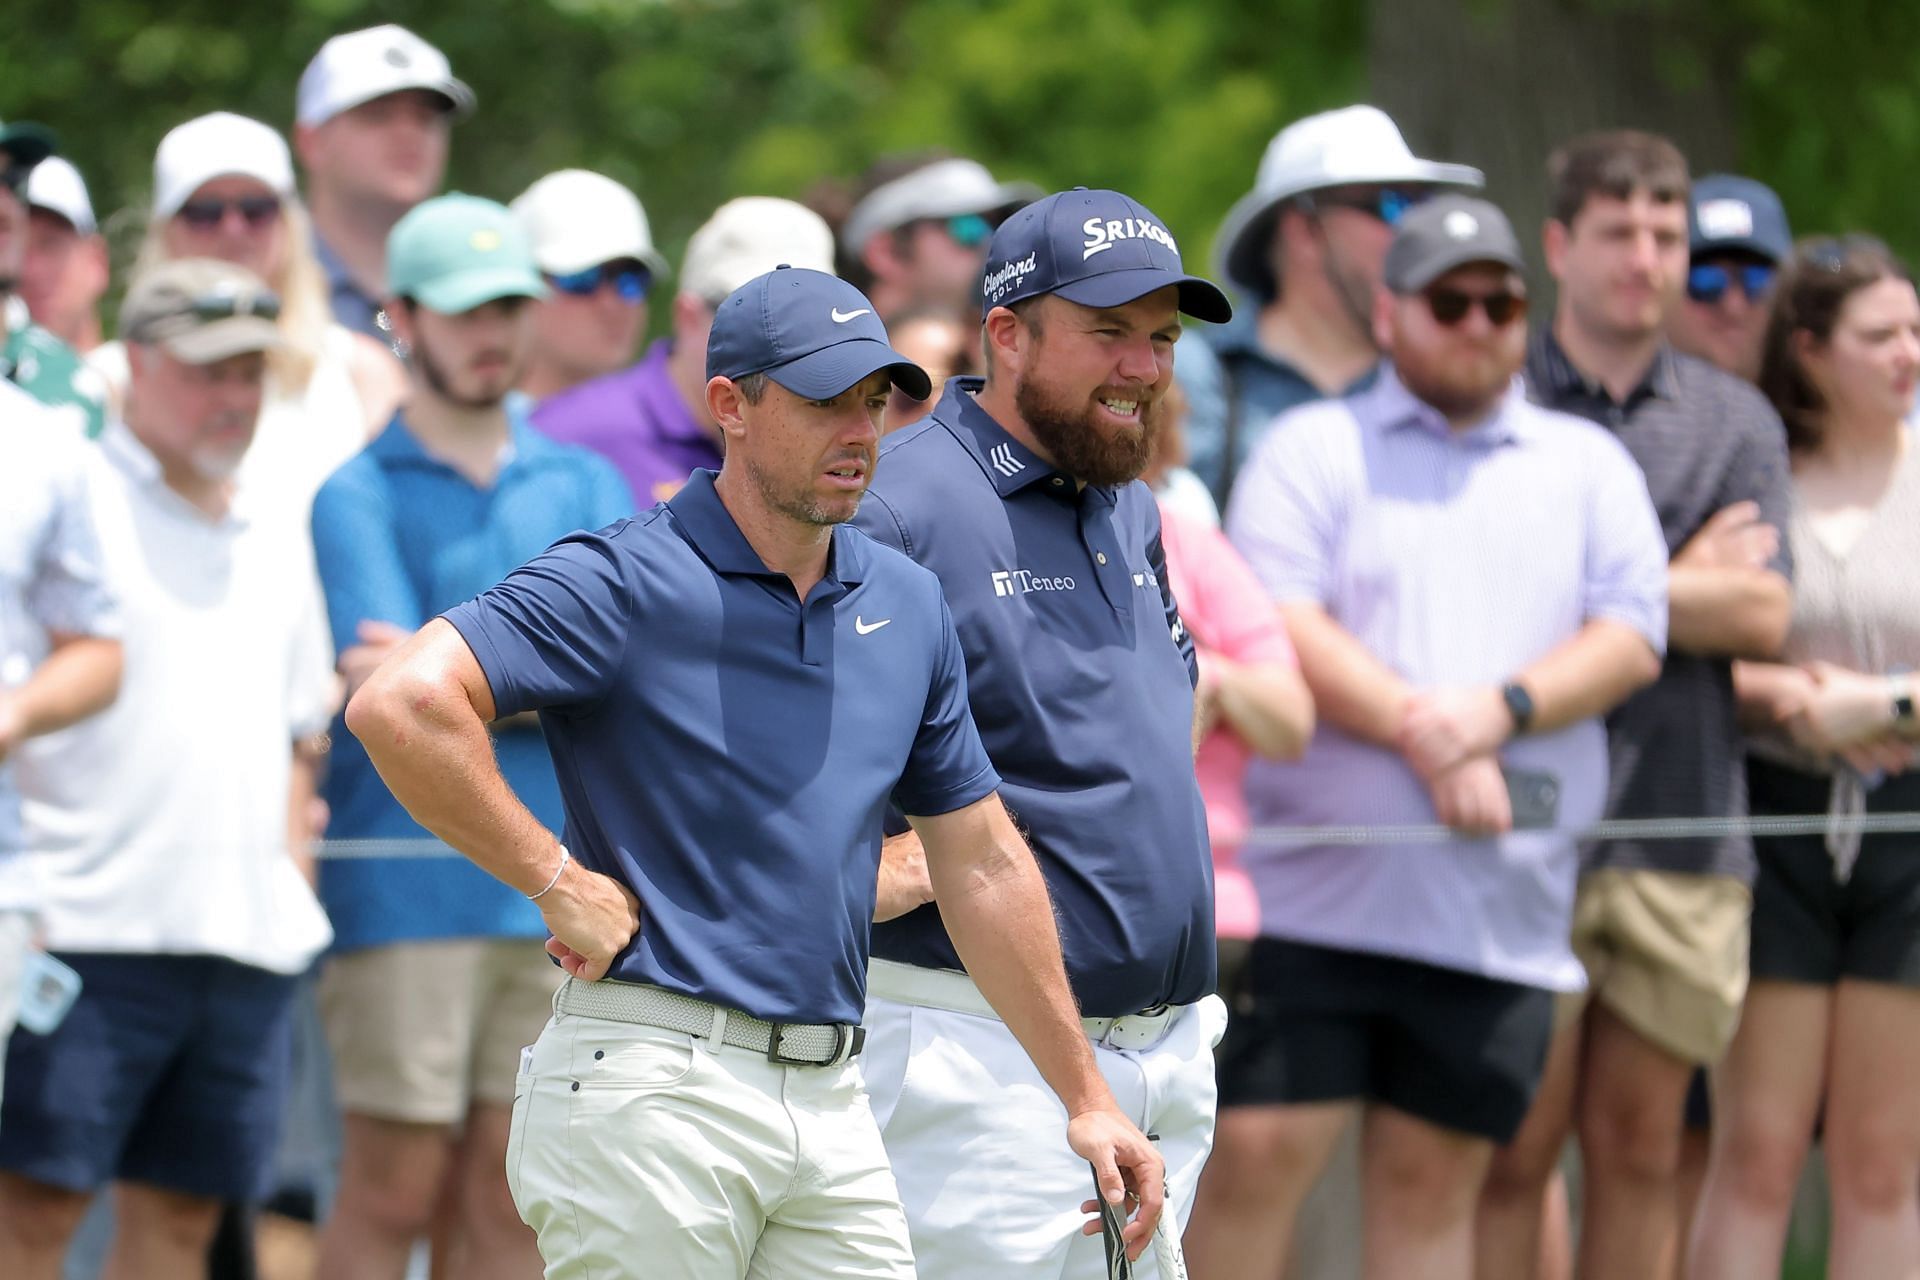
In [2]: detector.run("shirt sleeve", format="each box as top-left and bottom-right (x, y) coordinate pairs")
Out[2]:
(1188, 519), (1297, 668)
(310, 468), (425, 655)
(1717, 398), (1796, 583)
(29, 441), (120, 639)
(1582, 438), (1671, 655)
(1175, 334), (1231, 504)
(286, 555), (341, 739)
(891, 594), (1000, 818)
(441, 531), (633, 717)
(1224, 408), (1343, 606)
(1145, 503), (1200, 686)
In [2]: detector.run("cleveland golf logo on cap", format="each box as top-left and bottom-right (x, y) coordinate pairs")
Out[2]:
(984, 251), (1038, 303)
(1080, 215), (1179, 261)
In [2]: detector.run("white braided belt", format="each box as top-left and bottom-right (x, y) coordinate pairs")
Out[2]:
(556, 978), (864, 1067)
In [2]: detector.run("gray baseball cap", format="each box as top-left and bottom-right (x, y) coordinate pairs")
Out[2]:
(1383, 195), (1526, 294)
(121, 259), (286, 364)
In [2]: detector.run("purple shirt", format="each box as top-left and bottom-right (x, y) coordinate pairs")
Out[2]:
(1225, 368), (1669, 990)
(531, 339), (723, 508)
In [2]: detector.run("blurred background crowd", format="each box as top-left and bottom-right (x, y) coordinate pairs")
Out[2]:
(4, 4), (1920, 1279)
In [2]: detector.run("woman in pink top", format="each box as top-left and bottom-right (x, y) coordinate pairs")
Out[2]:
(1148, 384), (1314, 980)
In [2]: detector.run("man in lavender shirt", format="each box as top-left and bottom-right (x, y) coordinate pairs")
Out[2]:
(532, 197), (836, 508)
(1186, 197), (1670, 1280)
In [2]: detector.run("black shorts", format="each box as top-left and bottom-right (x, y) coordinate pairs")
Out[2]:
(1215, 936), (1554, 1142)
(1748, 758), (1920, 987)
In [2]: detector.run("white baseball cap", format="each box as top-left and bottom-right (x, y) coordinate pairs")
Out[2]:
(25, 156), (96, 234)
(839, 158), (1041, 255)
(296, 24), (475, 129)
(153, 113), (296, 220)
(510, 170), (668, 279)
(681, 197), (836, 305)
(1215, 105), (1483, 297)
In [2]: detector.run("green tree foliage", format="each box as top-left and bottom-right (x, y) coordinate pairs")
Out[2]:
(2, 0), (1917, 297)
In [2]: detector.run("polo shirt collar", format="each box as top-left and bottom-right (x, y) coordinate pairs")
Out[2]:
(369, 405), (545, 478)
(1532, 326), (1680, 409)
(98, 420), (253, 528)
(666, 468), (869, 586)
(633, 340), (708, 445)
(1368, 365), (1526, 446)
(937, 376), (1118, 505)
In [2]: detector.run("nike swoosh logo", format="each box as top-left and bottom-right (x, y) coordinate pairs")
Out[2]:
(831, 308), (872, 324)
(854, 616), (891, 635)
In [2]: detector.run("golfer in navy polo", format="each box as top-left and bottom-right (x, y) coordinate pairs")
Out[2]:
(347, 266), (1165, 1279)
(852, 189), (1235, 1278)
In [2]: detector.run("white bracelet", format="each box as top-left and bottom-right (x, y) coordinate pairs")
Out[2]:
(528, 847), (570, 900)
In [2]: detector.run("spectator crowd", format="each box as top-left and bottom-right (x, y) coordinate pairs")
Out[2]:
(3, 20), (1920, 1280)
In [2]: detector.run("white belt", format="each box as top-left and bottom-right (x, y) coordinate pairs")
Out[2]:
(867, 959), (1180, 1051)
(555, 978), (864, 1067)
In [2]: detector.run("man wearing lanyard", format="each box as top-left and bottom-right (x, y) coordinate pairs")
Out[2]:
(854, 187), (1233, 1278)
(347, 266), (1164, 1278)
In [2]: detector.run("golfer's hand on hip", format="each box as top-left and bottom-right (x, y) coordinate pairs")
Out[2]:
(539, 860), (641, 981)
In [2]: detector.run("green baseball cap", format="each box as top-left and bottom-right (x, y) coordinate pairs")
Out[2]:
(0, 120), (56, 171)
(386, 192), (548, 314)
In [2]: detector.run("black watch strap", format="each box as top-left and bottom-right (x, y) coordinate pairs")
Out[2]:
(1501, 682), (1535, 735)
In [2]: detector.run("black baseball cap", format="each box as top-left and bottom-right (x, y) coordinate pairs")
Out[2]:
(980, 187), (1232, 323)
(707, 266), (932, 401)
(0, 120), (56, 175)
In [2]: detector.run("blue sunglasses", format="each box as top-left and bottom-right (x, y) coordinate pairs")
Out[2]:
(1309, 187), (1433, 226)
(547, 262), (652, 303)
(1687, 261), (1776, 304)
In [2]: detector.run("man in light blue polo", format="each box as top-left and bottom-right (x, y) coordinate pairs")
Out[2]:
(345, 266), (1166, 1279)
(1194, 196), (1670, 1280)
(853, 188), (1234, 1278)
(309, 193), (631, 1280)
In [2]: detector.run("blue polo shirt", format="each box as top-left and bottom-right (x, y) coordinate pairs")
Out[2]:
(442, 470), (1000, 1025)
(854, 377), (1215, 1017)
(312, 410), (634, 951)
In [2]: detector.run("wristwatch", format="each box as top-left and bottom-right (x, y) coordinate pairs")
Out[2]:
(1501, 682), (1535, 735)
(1893, 677), (1916, 727)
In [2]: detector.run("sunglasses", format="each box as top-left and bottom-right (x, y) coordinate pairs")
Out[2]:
(1426, 287), (1526, 327)
(176, 195), (283, 230)
(1309, 187), (1433, 227)
(547, 262), (651, 303)
(944, 213), (994, 248)
(1686, 261), (1776, 304)
(186, 292), (281, 322)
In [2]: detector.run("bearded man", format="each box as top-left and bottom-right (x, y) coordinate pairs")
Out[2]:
(850, 187), (1234, 1280)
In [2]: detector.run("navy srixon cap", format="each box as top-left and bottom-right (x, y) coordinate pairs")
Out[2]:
(707, 266), (932, 401)
(981, 187), (1232, 324)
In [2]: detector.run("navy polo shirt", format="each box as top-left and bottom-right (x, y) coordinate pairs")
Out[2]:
(854, 377), (1215, 1017)
(443, 469), (999, 1026)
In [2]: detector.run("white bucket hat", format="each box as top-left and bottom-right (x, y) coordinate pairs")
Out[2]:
(1215, 105), (1483, 297)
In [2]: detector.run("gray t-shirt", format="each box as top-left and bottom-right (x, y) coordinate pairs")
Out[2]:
(1526, 333), (1794, 884)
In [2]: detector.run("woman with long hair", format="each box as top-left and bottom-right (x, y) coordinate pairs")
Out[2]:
(1691, 235), (1920, 1278)
(92, 111), (403, 512)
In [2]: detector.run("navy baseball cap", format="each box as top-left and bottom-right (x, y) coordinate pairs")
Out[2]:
(1690, 175), (1792, 264)
(707, 266), (932, 401)
(981, 187), (1232, 323)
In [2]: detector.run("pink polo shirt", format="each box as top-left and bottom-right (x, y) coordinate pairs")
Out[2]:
(1156, 503), (1297, 940)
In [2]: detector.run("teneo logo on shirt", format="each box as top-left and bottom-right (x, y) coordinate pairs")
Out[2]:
(990, 568), (1078, 597)
(983, 252), (1038, 304)
(1081, 216), (1178, 261)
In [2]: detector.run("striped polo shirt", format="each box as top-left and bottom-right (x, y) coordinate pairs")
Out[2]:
(1526, 331), (1794, 883)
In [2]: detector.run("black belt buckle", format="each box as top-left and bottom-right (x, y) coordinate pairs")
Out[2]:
(766, 1022), (866, 1066)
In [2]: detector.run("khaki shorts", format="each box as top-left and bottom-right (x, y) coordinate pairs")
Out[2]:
(321, 938), (560, 1125)
(1557, 867), (1752, 1066)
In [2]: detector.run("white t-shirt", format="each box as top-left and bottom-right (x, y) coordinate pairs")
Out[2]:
(16, 423), (336, 973)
